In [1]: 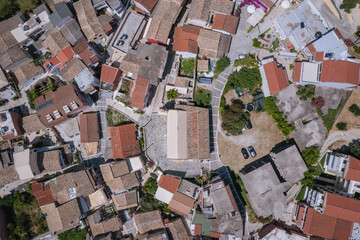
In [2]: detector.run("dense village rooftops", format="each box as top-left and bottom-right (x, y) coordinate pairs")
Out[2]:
(73, 38), (99, 66)
(100, 64), (121, 91)
(32, 182), (55, 206)
(345, 156), (360, 182)
(212, 14), (238, 35)
(89, 215), (122, 238)
(13, 62), (44, 87)
(187, 0), (233, 25)
(34, 84), (89, 127)
(146, 0), (182, 44)
(165, 218), (189, 240)
(0, 46), (32, 71)
(173, 25), (200, 54)
(79, 112), (99, 143)
(60, 19), (84, 46)
(57, 46), (75, 68)
(134, 0), (159, 14)
(37, 150), (63, 173)
(49, 170), (95, 205)
(0, 111), (23, 141)
(158, 175), (181, 193)
(58, 57), (87, 82)
(112, 190), (138, 211)
(42, 29), (70, 55)
(49, 2), (73, 28)
(109, 123), (141, 159)
(134, 210), (164, 235)
(74, 0), (106, 41)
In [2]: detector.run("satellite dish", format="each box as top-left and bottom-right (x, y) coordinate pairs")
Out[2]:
(247, 5), (256, 14)
(281, 0), (290, 9)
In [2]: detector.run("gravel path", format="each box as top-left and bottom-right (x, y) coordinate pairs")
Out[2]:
(320, 129), (360, 155)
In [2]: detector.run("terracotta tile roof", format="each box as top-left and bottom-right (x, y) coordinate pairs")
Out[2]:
(263, 61), (289, 95)
(109, 123), (141, 159)
(90, 216), (122, 238)
(43, 57), (61, 73)
(210, 232), (221, 238)
(111, 190), (138, 211)
(292, 62), (302, 82)
(78, 47), (98, 66)
(334, 28), (343, 39)
(134, 0), (159, 12)
(57, 46), (75, 68)
(131, 76), (149, 110)
(345, 156), (360, 182)
(32, 182), (55, 206)
(100, 64), (121, 84)
(261, 0), (275, 8)
(168, 191), (195, 216)
(35, 84), (88, 127)
(212, 14), (238, 35)
(303, 208), (352, 240)
(42, 29), (70, 55)
(295, 204), (306, 227)
(79, 112), (99, 143)
(58, 57), (86, 82)
(158, 175), (181, 193)
(320, 60), (360, 85)
(194, 224), (201, 235)
(307, 44), (316, 54)
(323, 192), (360, 223)
(73, 38), (88, 54)
(173, 25), (200, 54)
(39, 150), (62, 172)
(314, 52), (324, 61)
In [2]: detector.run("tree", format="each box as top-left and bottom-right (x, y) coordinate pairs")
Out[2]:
(340, 0), (360, 13)
(166, 89), (178, 101)
(221, 100), (250, 135)
(139, 194), (163, 212)
(234, 55), (258, 68)
(311, 97), (325, 108)
(336, 122), (347, 131)
(214, 57), (230, 74)
(48, 77), (56, 92)
(194, 89), (211, 107)
(350, 144), (360, 159)
(349, 104), (360, 116)
(58, 228), (87, 240)
(0, 0), (15, 19)
(17, 0), (41, 13)
(227, 67), (261, 90)
(301, 146), (320, 166)
(296, 85), (315, 101)
(142, 178), (158, 195)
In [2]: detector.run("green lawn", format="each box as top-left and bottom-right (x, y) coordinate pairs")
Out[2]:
(296, 186), (307, 201)
(317, 99), (344, 131)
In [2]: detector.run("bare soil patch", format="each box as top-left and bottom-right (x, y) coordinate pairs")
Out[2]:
(218, 94), (285, 173)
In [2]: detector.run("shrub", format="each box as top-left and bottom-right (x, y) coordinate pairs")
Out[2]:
(296, 85), (314, 101)
(221, 100), (250, 136)
(349, 104), (360, 116)
(227, 67), (261, 90)
(289, 64), (294, 70)
(181, 58), (195, 75)
(311, 97), (325, 108)
(194, 89), (211, 107)
(340, 0), (360, 13)
(234, 55), (258, 68)
(214, 57), (230, 74)
(58, 228), (87, 240)
(336, 122), (347, 131)
(0, 99), (5, 106)
(354, 46), (360, 54)
(301, 147), (320, 166)
(253, 38), (261, 48)
(166, 89), (178, 101)
(290, 48), (297, 53)
(142, 178), (158, 195)
(263, 97), (295, 138)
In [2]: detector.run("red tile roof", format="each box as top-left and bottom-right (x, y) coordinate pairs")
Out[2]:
(131, 76), (149, 110)
(134, 0), (158, 12)
(210, 232), (221, 238)
(109, 123), (141, 159)
(100, 64), (121, 84)
(212, 14), (238, 35)
(32, 182), (55, 206)
(263, 61), (289, 95)
(295, 204), (306, 228)
(158, 175), (181, 193)
(303, 208), (353, 240)
(320, 60), (360, 85)
(314, 52), (324, 61)
(307, 44), (316, 54)
(345, 156), (360, 182)
(79, 112), (99, 143)
(334, 28), (343, 39)
(194, 224), (201, 235)
(324, 192), (360, 223)
(57, 46), (74, 68)
(73, 38), (88, 54)
(79, 47), (98, 66)
(43, 57), (61, 73)
(173, 25), (200, 54)
(292, 62), (302, 82)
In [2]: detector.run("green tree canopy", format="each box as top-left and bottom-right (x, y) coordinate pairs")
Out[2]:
(340, 0), (360, 13)
(350, 143), (360, 159)
(234, 55), (258, 68)
(296, 85), (315, 101)
(227, 67), (261, 90)
(214, 57), (230, 74)
(301, 146), (320, 166)
(166, 89), (178, 101)
(194, 89), (211, 107)
(221, 100), (250, 135)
